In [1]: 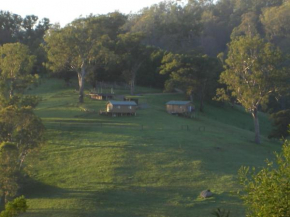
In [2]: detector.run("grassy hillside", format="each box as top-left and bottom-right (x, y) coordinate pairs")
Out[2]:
(22, 78), (280, 217)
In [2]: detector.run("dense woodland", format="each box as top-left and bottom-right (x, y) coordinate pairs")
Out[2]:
(1, 0), (290, 216)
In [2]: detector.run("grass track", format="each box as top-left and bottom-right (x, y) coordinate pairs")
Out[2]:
(22, 79), (280, 217)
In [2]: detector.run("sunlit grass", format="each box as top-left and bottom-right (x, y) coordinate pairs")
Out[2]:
(22, 78), (280, 217)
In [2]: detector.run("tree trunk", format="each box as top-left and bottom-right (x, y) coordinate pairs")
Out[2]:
(130, 62), (143, 95)
(77, 66), (86, 103)
(9, 80), (15, 98)
(130, 69), (136, 95)
(4, 191), (8, 204)
(200, 97), (204, 112)
(130, 79), (135, 95)
(252, 109), (261, 144)
(199, 81), (206, 112)
(189, 91), (194, 102)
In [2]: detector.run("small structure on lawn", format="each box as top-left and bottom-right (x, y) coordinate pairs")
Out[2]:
(100, 101), (137, 116)
(89, 93), (114, 100)
(200, 189), (213, 198)
(166, 101), (194, 116)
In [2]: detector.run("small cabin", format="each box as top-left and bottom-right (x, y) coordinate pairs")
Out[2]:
(103, 101), (137, 116)
(166, 101), (194, 114)
(90, 93), (113, 100)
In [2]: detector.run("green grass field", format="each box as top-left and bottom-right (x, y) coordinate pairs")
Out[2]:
(21, 78), (281, 217)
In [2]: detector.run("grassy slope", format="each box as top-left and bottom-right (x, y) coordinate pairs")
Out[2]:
(22, 79), (280, 217)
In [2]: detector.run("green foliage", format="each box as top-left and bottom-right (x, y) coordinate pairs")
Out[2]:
(231, 12), (259, 39)
(0, 43), (37, 98)
(238, 140), (290, 217)
(0, 142), (19, 205)
(0, 103), (45, 174)
(116, 32), (147, 94)
(218, 36), (286, 111)
(126, 1), (202, 53)
(136, 47), (167, 88)
(216, 36), (288, 143)
(44, 13), (126, 102)
(0, 196), (28, 217)
(261, 2), (290, 38)
(0, 92), (44, 207)
(269, 109), (290, 139)
(211, 208), (231, 217)
(160, 52), (221, 111)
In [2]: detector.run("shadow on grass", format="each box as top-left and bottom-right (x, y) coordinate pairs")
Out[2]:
(22, 178), (244, 217)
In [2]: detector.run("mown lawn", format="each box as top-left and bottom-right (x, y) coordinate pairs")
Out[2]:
(22, 78), (280, 217)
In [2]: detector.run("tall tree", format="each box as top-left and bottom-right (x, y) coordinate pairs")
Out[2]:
(0, 11), (22, 45)
(216, 36), (288, 144)
(160, 52), (221, 112)
(136, 47), (167, 89)
(0, 104), (45, 168)
(117, 32), (146, 95)
(0, 43), (36, 98)
(45, 14), (124, 103)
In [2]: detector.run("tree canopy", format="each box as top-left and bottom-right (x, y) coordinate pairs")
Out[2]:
(216, 36), (288, 143)
(0, 43), (36, 98)
(45, 13), (126, 102)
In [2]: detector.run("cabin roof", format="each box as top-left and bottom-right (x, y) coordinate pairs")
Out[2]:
(108, 101), (137, 106)
(166, 101), (191, 105)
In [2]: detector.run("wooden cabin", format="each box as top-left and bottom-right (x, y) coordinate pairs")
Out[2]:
(166, 101), (194, 114)
(89, 93), (113, 100)
(100, 101), (137, 116)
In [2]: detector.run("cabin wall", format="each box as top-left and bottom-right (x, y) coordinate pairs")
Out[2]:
(166, 104), (192, 113)
(107, 104), (137, 113)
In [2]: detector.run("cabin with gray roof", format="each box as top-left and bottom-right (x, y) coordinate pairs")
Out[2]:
(100, 101), (137, 116)
(166, 101), (194, 115)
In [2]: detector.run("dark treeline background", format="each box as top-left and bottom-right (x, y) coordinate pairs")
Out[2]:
(1, 0), (290, 137)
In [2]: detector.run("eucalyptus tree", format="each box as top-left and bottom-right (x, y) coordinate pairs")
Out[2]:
(216, 36), (288, 144)
(45, 14), (125, 103)
(0, 43), (36, 98)
(0, 103), (45, 169)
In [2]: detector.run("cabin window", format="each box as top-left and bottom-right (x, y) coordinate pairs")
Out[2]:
(129, 106), (132, 109)
(117, 106), (121, 109)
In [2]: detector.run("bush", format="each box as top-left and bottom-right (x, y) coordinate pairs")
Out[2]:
(238, 140), (290, 217)
(0, 196), (28, 217)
